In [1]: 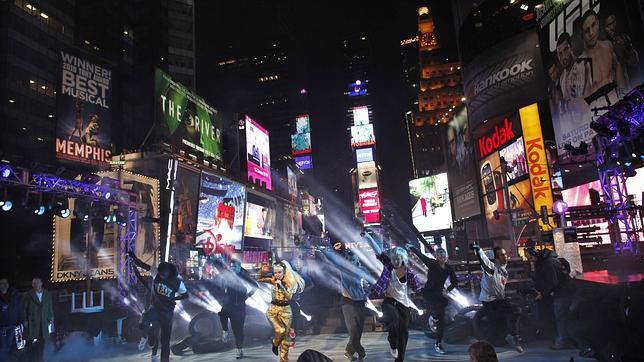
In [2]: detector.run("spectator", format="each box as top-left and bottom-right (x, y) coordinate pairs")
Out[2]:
(23, 277), (54, 362)
(468, 340), (498, 362)
(0, 277), (25, 361)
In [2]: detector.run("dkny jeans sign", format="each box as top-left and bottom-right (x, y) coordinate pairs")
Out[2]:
(462, 31), (547, 130)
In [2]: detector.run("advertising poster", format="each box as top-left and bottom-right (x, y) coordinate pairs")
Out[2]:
(168, 165), (200, 274)
(287, 166), (298, 199)
(462, 31), (547, 130)
(499, 137), (528, 181)
(56, 50), (112, 167)
(154, 68), (223, 164)
(359, 188), (381, 224)
(98, 170), (160, 267)
(480, 151), (503, 215)
(409, 174), (452, 232)
(53, 198), (118, 282)
(538, 0), (644, 187)
(352, 106), (370, 125)
(351, 124), (376, 148)
(196, 173), (246, 251)
(483, 178), (535, 239)
(357, 161), (378, 189)
(292, 114), (312, 156)
(445, 106), (481, 219)
(244, 203), (274, 239)
(295, 155), (313, 170)
(245, 115), (272, 190)
(356, 148), (374, 163)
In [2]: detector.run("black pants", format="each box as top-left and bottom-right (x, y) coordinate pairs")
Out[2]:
(219, 305), (246, 349)
(143, 308), (173, 362)
(382, 298), (410, 362)
(482, 299), (520, 337)
(425, 292), (449, 343)
(341, 298), (366, 358)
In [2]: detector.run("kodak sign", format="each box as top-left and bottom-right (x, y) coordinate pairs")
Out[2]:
(478, 117), (517, 158)
(519, 103), (553, 227)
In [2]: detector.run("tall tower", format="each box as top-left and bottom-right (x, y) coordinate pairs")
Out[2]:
(412, 6), (464, 177)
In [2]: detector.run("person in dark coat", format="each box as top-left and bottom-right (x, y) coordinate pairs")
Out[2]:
(0, 277), (25, 361)
(23, 277), (54, 362)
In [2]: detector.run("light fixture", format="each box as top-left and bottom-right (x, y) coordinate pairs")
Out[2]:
(9, 99), (15, 103)
(40, 12), (48, 19)
(520, 4), (529, 10)
(29, 80), (35, 84)
(552, 200), (569, 215)
(48, 114), (54, 118)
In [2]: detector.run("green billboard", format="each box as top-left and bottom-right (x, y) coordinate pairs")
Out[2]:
(154, 68), (222, 164)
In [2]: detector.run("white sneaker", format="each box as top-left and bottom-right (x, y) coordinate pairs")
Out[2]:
(389, 348), (398, 358)
(138, 336), (148, 351)
(151, 355), (159, 362)
(505, 334), (524, 353)
(236, 348), (244, 359)
(222, 330), (231, 343)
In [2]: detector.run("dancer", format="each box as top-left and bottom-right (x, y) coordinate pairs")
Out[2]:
(407, 245), (457, 354)
(257, 261), (305, 362)
(471, 244), (523, 353)
(320, 241), (368, 361)
(128, 252), (188, 362)
(363, 231), (420, 362)
(219, 259), (259, 359)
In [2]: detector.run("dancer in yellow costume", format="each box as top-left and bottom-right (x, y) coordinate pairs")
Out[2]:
(257, 260), (305, 362)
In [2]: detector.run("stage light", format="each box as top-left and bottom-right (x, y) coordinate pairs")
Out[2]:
(104, 191), (111, 200)
(1, 168), (10, 178)
(34, 206), (46, 216)
(552, 200), (569, 215)
(1, 201), (12, 212)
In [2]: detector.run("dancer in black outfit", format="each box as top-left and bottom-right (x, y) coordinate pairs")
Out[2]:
(408, 245), (457, 354)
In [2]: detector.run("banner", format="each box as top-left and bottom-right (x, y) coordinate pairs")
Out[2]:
(462, 31), (547, 130)
(409, 174), (452, 232)
(56, 50), (112, 167)
(154, 68), (223, 164)
(445, 106), (481, 219)
(538, 0), (644, 187)
(520, 103), (554, 227)
(359, 188), (381, 223)
(246, 115), (272, 190)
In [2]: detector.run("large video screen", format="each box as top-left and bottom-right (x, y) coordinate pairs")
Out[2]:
(351, 124), (376, 148)
(196, 173), (246, 251)
(295, 155), (313, 170)
(499, 136), (528, 182)
(348, 81), (367, 97)
(352, 106), (370, 126)
(409, 174), (452, 232)
(246, 115), (272, 190)
(359, 188), (381, 223)
(292, 114), (312, 156)
(357, 161), (378, 189)
(244, 202), (274, 239)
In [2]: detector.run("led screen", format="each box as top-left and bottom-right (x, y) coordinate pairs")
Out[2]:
(409, 174), (452, 232)
(351, 124), (375, 148)
(357, 161), (378, 189)
(359, 188), (380, 223)
(246, 115), (272, 190)
(356, 147), (374, 163)
(348, 81), (367, 97)
(196, 173), (246, 251)
(295, 155), (313, 170)
(244, 202), (274, 239)
(352, 106), (370, 126)
(499, 136), (528, 182)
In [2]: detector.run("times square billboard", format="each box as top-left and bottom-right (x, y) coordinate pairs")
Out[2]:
(245, 115), (272, 190)
(56, 50), (112, 167)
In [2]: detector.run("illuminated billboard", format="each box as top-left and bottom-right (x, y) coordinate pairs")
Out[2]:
(409, 174), (452, 232)
(351, 124), (375, 148)
(357, 161), (378, 189)
(359, 188), (381, 223)
(246, 115), (272, 190)
(287, 166), (298, 199)
(154, 68), (223, 164)
(352, 106), (370, 126)
(244, 202), (274, 239)
(295, 155), (313, 170)
(196, 173), (246, 251)
(356, 148), (374, 163)
(499, 137), (528, 182)
(56, 50), (112, 167)
(348, 81), (367, 97)
(292, 114), (312, 156)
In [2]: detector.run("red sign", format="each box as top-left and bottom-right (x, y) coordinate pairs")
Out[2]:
(478, 117), (517, 158)
(359, 188), (381, 223)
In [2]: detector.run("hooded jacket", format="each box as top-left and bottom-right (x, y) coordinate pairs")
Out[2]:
(533, 249), (571, 296)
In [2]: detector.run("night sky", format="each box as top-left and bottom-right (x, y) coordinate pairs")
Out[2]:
(195, 1), (458, 224)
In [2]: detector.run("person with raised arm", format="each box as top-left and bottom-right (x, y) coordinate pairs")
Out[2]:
(363, 230), (420, 362)
(407, 244), (457, 354)
(257, 260), (305, 362)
